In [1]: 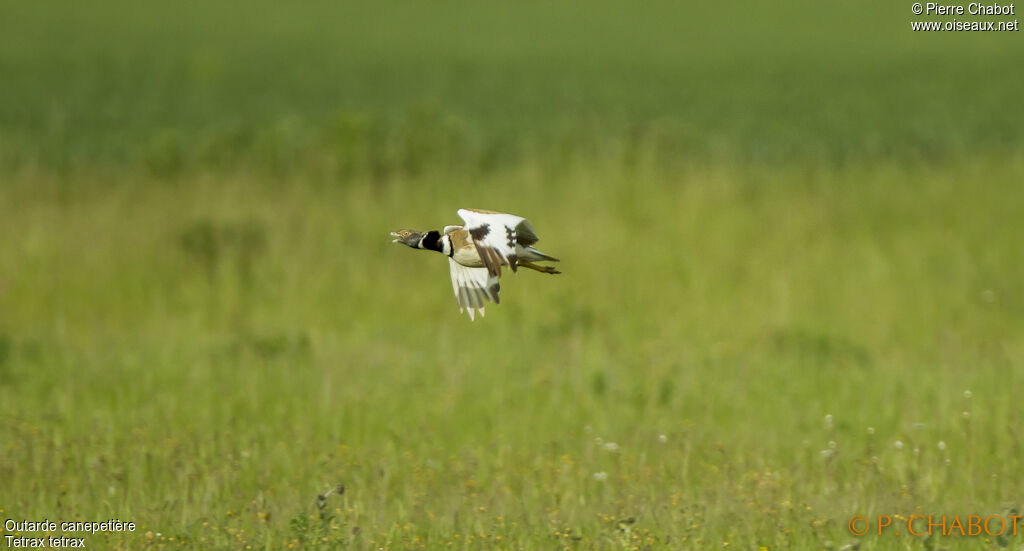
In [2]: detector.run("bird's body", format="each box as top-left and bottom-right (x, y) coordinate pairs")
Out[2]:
(441, 227), (556, 269)
(444, 228), (483, 267)
(391, 209), (560, 320)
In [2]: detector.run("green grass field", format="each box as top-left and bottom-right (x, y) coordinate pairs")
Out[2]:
(2, 2), (1023, 550)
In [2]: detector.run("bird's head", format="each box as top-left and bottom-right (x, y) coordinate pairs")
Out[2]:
(390, 229), (423, 248)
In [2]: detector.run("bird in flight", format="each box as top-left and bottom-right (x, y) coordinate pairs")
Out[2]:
(391, 208), (560, 320)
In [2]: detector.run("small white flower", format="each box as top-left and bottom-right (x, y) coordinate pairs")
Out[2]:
(658, 434), (668, 443)
(938, 441), (946, 451)
(866, 427), (875, 435)
(962, 411), (971, 419)
(820, 449), (834, 458)
(944, 458), (952, 466)
(824, 414), (833, 429)
(594, 437), (603, 444)
(593, 471), (608, 481)
(894, 440), (904, 450)
(604, 442), (619, 452)
(828, 441), (837, 450)
(964, 390), (972, 399)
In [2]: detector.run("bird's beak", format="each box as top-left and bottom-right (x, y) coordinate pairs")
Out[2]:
(390, 231), (401, 243)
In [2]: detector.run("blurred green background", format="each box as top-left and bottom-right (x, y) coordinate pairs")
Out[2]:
(2, 1), (1022, 549)
(3, 0), (1023, 171)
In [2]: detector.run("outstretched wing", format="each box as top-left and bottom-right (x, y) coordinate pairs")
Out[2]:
(448, 258), (500, 321)
(457, 208), (527, 278)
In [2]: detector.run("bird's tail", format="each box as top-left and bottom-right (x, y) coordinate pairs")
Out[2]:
(519, 246), (559, 262)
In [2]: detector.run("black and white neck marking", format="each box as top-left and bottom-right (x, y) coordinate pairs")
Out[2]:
(442, 234), (454, 257)
(415, 230), (452, 256)
(417, 230), (442, 251)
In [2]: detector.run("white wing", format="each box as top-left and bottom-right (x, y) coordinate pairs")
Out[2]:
(457, 208), (526, 278)
(448, 258), (500, 321)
